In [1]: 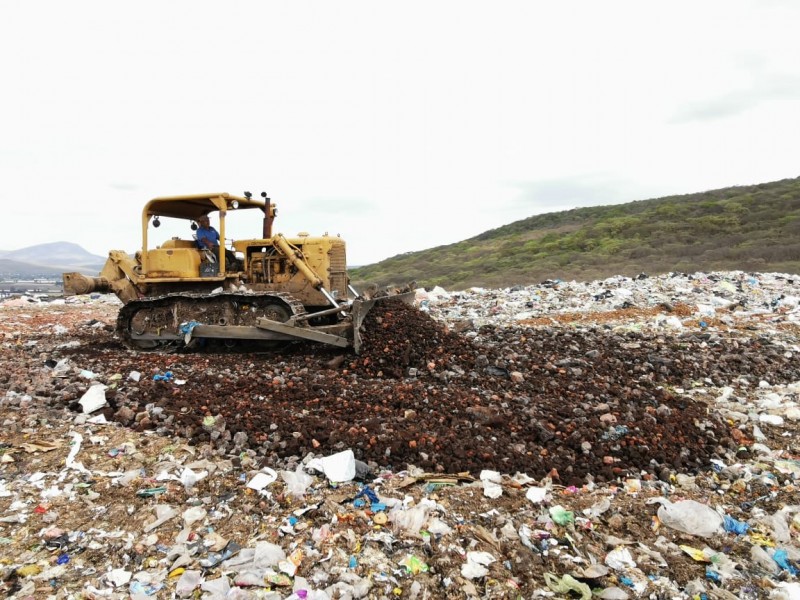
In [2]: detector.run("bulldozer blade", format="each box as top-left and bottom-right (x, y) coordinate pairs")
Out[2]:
(255, 319), (350, 348)
(352, 291), (416, 354)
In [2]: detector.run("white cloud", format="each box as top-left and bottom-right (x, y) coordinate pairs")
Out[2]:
(2, 0), (799, 266)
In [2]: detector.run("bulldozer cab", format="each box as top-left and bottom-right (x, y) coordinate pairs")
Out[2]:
(141, 193), (270, 280)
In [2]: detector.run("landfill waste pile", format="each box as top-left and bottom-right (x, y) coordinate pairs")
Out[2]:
(1, 270), (799, 599)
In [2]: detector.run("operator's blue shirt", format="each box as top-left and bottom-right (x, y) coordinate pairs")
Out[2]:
(196, 226), (220, 249)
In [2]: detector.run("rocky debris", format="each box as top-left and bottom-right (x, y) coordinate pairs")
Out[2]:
(0, 270), (799, 598)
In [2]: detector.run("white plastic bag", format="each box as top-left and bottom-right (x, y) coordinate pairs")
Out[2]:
(78, 384), (107, 413)
(281, 465), (313, 498)
(653, 498), (722, 538)
(175, 570), (202, 597)
(253, 541), (286, 568)
(461, 551), (495, 579)
(391, 506), (430, 534)
(319, 449), (356, 482)
(246, 468), (278, 492)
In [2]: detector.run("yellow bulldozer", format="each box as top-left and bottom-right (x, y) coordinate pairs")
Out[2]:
(63, 192), (411, 352)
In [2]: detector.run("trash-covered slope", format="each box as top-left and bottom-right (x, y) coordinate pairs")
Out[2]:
(44, 299), (750, 485)
(1, 270), (800, 599)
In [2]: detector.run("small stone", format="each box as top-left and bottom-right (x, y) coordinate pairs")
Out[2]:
(115, 406), (135, 425)
(607, 514), (624, 530)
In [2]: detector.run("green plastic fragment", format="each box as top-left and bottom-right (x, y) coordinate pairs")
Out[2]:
(549, 505), (575, 526)
(399, 554), (429, 574)
(136, 486), (167, 497)
(543, 572), (591, 600)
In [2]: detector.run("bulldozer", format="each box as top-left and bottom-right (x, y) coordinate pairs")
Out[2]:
(62, 192), (412, 352)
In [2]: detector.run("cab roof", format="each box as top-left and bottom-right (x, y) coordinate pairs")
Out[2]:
(143, 193), (266, 220)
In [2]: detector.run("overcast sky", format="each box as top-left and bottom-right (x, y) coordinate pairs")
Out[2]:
(3, 1), (799, 265)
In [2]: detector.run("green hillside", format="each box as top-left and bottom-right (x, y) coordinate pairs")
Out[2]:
(350, 176), (800, 289)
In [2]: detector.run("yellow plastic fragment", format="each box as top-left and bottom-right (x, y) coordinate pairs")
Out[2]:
(169, 567), (186, 578)
(17, 564), (42, 577)
(680, 545), (710, 562)
(748, 532), (776, 547)
(393, 588), (403, 596)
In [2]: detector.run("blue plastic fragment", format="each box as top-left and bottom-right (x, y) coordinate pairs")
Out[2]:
(619, 576), (634, 588)
(371, 502), (387, 512)
(773, 549), (799, 575)
(129, 581), (164, 595)
(57, 553), (69, 565)
(349, 555), (358, 568)
(353, 498), (366, 508)
(723, 515), (750, 535)
(705, 566), (721, 584)
(179, 321), (201, 336)
(153, 371), (174, 382)
(356, 486), (379, 503)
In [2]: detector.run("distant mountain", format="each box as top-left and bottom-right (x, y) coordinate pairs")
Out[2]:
(2, 242), (105, 267)
(350, 176), (800, 289)
(0, 242), (106, 279)
(0, 259), (74, 278)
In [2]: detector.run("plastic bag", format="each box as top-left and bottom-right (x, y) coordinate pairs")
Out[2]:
(771, 582), (800, 600)
(281, 465), (313, 498)
(78, 385), (107, 414)
(461, 551), (494, 579)
(653, 498), (722, 537)
(605, 547), (636, 570)
(751, 544), (779, 575)
(253, 541), (286, 568)
(766, 510), (792, 544)
(773, 549), (799, 576)
(175, 570), (202, 597)
(597, 587), (630, 599)
(143, 504), (179, 533)
(319, 449), (356, 482)
(723, 514), (750, 535)
(544, 573), (592, 600)
(391, 506), (430, 534)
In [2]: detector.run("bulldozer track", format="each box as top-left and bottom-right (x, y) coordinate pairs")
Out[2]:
(117, 291), (306, 351)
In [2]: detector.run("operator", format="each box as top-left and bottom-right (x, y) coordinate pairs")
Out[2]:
(195, 215), (220, 252)
(195, 214), (240, 272)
